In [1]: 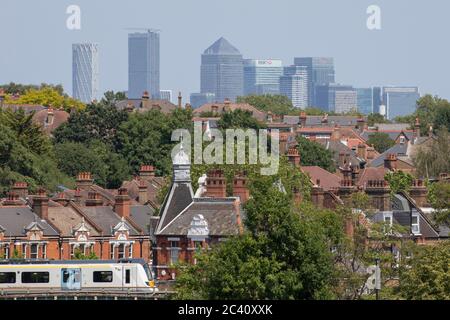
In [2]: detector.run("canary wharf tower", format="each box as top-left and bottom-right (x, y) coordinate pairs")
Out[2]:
(72, 43), (99, 103)
(200, 37), (243, 102)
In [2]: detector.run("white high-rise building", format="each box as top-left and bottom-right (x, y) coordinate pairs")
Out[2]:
(279, 65), (308, 108)
(72, 43), (99, 103)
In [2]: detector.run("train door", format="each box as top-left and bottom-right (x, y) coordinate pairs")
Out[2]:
(61, 268), (82, 290)
(123, 267), (131, 290)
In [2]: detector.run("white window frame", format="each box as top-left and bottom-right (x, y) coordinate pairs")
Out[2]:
(127, 243), (133, 259)
(411, 214), (420, 235)
(383, 213), (393, 234)
(169, 241), (179, 265)
(30, 244), (38, 259)
(42, 244), (47, 259)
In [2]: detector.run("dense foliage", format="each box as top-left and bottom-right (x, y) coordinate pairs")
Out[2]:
(295, 136), (336, 172)
(384, 171), (414, 195)
(236, 94), (296, 115)
(367, 132), (395, 153)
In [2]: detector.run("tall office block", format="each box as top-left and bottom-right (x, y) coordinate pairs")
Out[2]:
(190, 92), (216, 109)
(293, 57), (335, 106)
(72, 43), (99, 103)
(279, 65), (309, 108)
(383, 87), (420, 120)
(128, 30), (160, 99)
(200, 37), (243, 102)
(372, 86), (382, 114)
(243, 59), (283, 95)
(356, 88), (374, 115)
(315, 84), (356, 113)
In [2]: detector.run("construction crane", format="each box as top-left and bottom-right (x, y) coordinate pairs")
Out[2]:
(125, 28), (161, 33)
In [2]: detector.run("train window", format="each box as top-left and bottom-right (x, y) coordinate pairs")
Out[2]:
(125, 269), (130, 284)
(93, 271), (113, 282)
(0, 272), (16, 283)
(21, 272), (50, 283)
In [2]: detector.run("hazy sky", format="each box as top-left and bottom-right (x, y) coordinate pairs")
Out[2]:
(1, 0), (449, 102)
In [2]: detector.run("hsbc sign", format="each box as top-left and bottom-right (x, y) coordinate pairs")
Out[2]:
(247, 59), (282, 67)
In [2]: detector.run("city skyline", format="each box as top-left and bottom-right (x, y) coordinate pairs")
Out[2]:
(1, 0), (449, 102)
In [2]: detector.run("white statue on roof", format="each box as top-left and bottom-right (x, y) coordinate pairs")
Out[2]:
(194, 174), (207, 198)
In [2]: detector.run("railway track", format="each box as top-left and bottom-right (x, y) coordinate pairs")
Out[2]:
(0, 289), (176, 300)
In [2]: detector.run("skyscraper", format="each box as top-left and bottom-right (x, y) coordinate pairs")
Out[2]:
(72, 43), (99, 103)
(279, 65), (309, 108)
(382, 87), (420, 120)
(200, 37), (243, 102)
(128, 30), (160, 99)
(243, 59), (283, 95)
(293, 57), (335, 107)
(356, 87), (374, 115)
(315, 84), (357, 113)
(372, 86), (382, 114)
(190, 92), (216, 109)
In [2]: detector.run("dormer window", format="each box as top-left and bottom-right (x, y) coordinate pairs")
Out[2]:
(399, 136), (405, 144)
(411, 214), (420, 235)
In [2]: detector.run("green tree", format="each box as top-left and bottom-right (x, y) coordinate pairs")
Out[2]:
(53, 101), (129, 146)
(414, 127), (450, 178)
(236, 94), (295, 115)
(176, 169), (342, 300)
(54, 141), (131, 189)
(217, 109), (266, 130)
(367, 132), (395, 153)
(102, 90), (127, 104)
(384, 171), (414, 195)
(116, 108), (192, 176)
(0, 82), (65, 95)
(4, 87), (84, 112)
(295, 136), (336, 172)
(427, 181), (450, 226)
(397, 241), (450, 300)
(367, 113), (391, 127)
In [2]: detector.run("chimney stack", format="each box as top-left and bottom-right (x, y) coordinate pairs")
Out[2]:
(11, 182), (28, 199)
(299, 112), (307, 127)
(413, 117), (421, 141)
(85, 191), (103, 206)
(3, 192), (22, 206)
(365, 180), (390, 211)
(205, 169), (226, 198)
(233, 172), (249, 204)
(55, 192), (70, 206)
(142, 91), (150, 109)
(267, 111), (273, 123)
(338, 179), (357, 204)
(114, 187), (131, 218)
(357, 143), (367, 161)
(46, 107), (54, 125)
(76, 172), (93, 190)
(384, 154), (397, 171)
(356, 118), (366, 133)
(287, 147), (301, 168)
(138, 180), (148, 205)
(409, 179), (428, 207)
(311, 180), (325, 208)
(32, 189), (49, 220)
(139, 165), (155, 182)
(178, 92), (182, 109)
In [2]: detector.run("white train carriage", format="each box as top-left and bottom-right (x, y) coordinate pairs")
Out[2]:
(0, 259), (157, 293)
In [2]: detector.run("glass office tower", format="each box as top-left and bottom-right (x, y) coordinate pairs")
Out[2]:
(128, 30), (160, 99)
(293, 57), (335, 107)
(190, 92), (216, 109)
(200, 37), (243, 102)
(383, 87), (420, 120)
(72, 43), (99, 103)
(356, 88), (374, 115)
(315, 84), (356, 113)
(243, 59), (283, 95)
(279, 65), (309, 108)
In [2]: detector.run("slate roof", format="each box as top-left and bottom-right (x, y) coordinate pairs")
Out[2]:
(319, 140), (365, 167)
(369, 143), (409, 167)
(0, 206), (59, 237)
(32, 108), (69, 135)
(203, 37), (241, 55)
(121, 177), (166, 208)
(156, 182), (194, 233)
(301, 166), (341, 191)
(193, 102), (267, 122)
(283, 115), (363, 127)
(361, 130), (413, 142)
(116, 99), (177, 114)
(80, 206), (140, 236)
(47, 206), (100, 237)
(157, 198), (241, 236)
(357, 167), (388, 187)
(129, 205), (154, 235)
